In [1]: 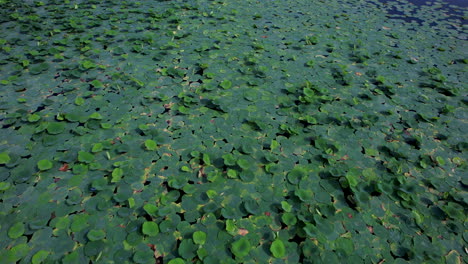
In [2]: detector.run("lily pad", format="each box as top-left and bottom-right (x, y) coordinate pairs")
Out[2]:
(142, 221), (159, 236)
(0, 152), (11, 164)
(144, 139), (157, 151)
(87, 229), (106, 241)
(8, 222), (25, 239)
(37, 159), (53, 171)
(231, 237), (251, 258)
(270, 239), (286, 258)
(193, 231), (207, 245)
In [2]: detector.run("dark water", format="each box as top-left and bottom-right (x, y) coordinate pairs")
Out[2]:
(437, 0), (468, 7)
(385, 0), (468, 7)
(416, 0), (468, 7)
(378, 0), (467, 27)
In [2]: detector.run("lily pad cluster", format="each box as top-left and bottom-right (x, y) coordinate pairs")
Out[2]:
(0, 0), (466, 263)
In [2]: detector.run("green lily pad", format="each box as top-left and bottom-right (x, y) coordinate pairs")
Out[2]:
(87, 229), (106, 241)
(28, 113), (41, 122)
(281, 201), (293, 212)
(46, 122), (66, 134)
(37, 159), (53, 171)
(193, 231), (207, 245)
(74, 97), (85, 106)
(78, 151), (94, 163)
(237, 159), (251, 170)
(0, 152), (11, 164)
(90, 79), (104, 88)
(8, 222), (25, 239)
(9, 243), (29, 262)
(178, 239), (197, 260)
(167, 258), (185, 264)
(111, 168), (123, 183)
(142, 221), (159, 236)
(133, 250), (154, 264)
(0, 182), (11, 191)
(145, 139), (157, 151)
(270, 239), (286, 258)
(220, 79), (232, 89)
(231, 237), (251, 258)
(281, 212), (297, 226)
(32, 250), (49, 264)
(89, 112), (103, 120)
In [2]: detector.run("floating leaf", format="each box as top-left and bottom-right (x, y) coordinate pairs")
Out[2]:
(111, 168), (123, 183)
(0, 152), (11, 164)
(75, 97), (85, 105)
(220, 79), (232, 89)
(9, 243), (29, 261)
(178, 239), (197, 260)
(142, 204), (158, 219)
(87, 229), (106, 241)
(78, 151), (94, 163)
(227, 169), (237, 179)
(81, 60), (97, 69)
(70, 214), (89, 232)
(89, 112), (102, 120)
(202, 153), (211, 165)
(27, 114), (41, 122)
(145, 139), (157, 150)
(222, 153), (236, 166)
(0, 182), (11, 191)
(37, 159), (53, 171)
(32, 250), (49, 264)
(281, 212), (297, 226)
(295, 189), (313, 202)
(287, 167), (306, 184)
(281, 201), (292, 212)
(46, 122), (65, 134)
(237, 159), (251, 170)
(90, 79), (104, 88)
(142, 222), (159, 236)
(167, 258), (185, 264)
(193, 231), (207, 245)
(133, 250), (154, 264)
(92, 143), (104, 153)
(270, 239), (286, 258)
(231, 237), (251, 258)
(8, 222), (24, 239)
(345, 168), (360, 188)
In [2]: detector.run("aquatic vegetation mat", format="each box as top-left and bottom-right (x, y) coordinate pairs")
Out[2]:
(0, 0), (466, 263)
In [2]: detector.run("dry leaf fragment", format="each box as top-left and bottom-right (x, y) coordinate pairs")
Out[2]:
(238, 228), (249, 236)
